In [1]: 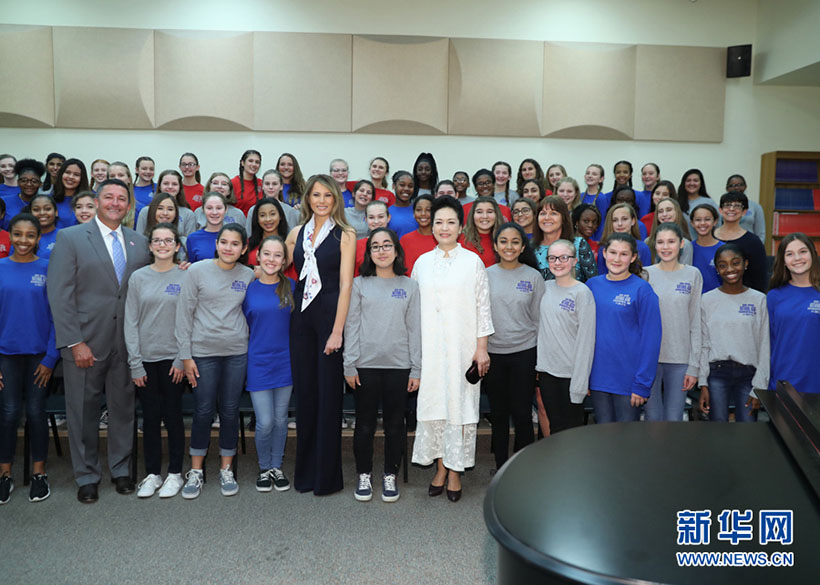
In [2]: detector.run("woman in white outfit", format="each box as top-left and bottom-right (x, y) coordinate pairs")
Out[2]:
(411, 195), (493, 502)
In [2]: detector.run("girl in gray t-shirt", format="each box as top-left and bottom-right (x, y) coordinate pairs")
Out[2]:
(536, 238), (596, 434)
(343, 228), (421, 503)
(484, 223), (544, 469)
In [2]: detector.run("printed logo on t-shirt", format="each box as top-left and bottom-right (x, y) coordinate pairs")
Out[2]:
(516, 280), (534, 294)
(164, 283), (181, 296)
(47, 242), (55, 251)
(231, 280), (247, 293)
(391, 288), (407, 300)
(613, 293), (632, 307)
(30, 273), (47, 287)
(675, 282), (692, 295)
(0, 244), (6, 253)
(559, 297), (575, 313)
(808, 300), (820, 315)
(738, 303), (756, 317)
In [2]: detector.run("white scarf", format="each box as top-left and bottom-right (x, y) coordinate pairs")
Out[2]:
(299, 215), (335, 311)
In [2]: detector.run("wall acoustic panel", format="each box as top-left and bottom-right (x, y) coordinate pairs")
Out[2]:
(155, 31), (253, 130)
(352, 36), (448, 135)
(448, 38), (543, 137)
(0, 26), (54, 128)
(542, 43), (636, 140)
(634, 45), (725, 142)
(254, 32), (351, 132)
(53, 27), (153, 129)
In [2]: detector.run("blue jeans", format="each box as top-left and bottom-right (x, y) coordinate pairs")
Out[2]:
(189, 354), (248, 457)
(0, 354), (49, 464)
(707, 360), (756, 422)
(591, 390), (640, 423)
(250, 386), (292, 470)
(644, 363), (689, 422)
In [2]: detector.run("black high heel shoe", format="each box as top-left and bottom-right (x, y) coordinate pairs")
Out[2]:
(428, 482), (445, 497)
(446, 477), (462, 502)
(429, 468), (446, 497)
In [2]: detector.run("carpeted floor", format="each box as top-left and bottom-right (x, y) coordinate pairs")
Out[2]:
(1, 432), (500, 585)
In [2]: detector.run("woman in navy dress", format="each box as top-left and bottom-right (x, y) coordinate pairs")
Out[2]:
(285, 174), (356, 495)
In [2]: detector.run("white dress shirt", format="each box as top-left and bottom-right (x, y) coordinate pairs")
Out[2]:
(94, 215), (126, 266)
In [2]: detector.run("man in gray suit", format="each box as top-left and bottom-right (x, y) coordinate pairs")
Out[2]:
(48, 179), (151, 503)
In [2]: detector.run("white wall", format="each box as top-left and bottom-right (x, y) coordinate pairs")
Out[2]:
(756, 0), (820, 84)
(3, 0), (820, 202)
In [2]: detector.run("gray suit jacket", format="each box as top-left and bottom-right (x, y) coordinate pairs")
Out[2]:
(47, 220), (151, 361)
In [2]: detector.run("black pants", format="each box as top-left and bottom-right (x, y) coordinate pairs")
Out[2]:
(137, 360), (185, 475)
(483, 347), (536, 469)
(538, 371), (584, 435)
(291, 293), (344, 495)
(353, 368), (409, 475)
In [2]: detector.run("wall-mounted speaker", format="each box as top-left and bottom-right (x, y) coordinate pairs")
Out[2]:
(726, 44), (752, 78)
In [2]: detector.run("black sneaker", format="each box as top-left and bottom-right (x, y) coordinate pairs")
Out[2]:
(0, 475), (13, 504)
(271, 468), (290, 492)
(29, 473), (50, 502)
(256, 469), (273, 493)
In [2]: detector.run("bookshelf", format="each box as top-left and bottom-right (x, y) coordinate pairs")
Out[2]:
(760, 151), (820, 254)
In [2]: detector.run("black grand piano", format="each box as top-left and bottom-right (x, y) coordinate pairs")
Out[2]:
(484, 382), (820, 584)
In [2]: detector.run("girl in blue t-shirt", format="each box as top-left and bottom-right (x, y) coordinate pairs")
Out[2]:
(690, 204), (722, 293)
(597, 202), (651, 275)
(187, 192), (227, 263)
(586, 233), (662, 423)
(133, 156), (156, 207)
(243, 236), (295, 492)
(24, 195), (60, 260)
(388, 171), (418, 238)
(0, 213), (59, 504)
(767, 232), (820, 394)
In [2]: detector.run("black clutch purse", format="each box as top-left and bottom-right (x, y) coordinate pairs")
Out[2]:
(465, 361), (482, 384)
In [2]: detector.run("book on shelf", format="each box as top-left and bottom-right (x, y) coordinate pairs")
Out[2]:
(775, 159), (818, 183)
(773, 212), (820, 236)
(774, 188), (816, 210)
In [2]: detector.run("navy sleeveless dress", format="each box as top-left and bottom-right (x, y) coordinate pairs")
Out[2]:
(291, 224), (345, 495)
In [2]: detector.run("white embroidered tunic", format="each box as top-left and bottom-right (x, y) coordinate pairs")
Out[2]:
(411, 244), (494, 426)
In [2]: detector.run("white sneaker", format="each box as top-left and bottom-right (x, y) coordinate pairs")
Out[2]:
(211, 415), (220, 429)
(136, 474), (163, 498)
(158, 473), (184, 498)
(381, 473), (399, 503)
(219, 466), (239, 497)
(287, 419), (296, 430)
(354, 473), (372, 502)
(182, 469), (204, 500)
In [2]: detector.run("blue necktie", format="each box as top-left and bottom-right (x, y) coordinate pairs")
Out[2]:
(110, 231), (125, 284)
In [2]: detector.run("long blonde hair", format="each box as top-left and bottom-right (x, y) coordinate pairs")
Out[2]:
(555, 177), (581, 211)
(647, 197), (690, 261)
(299, 174), (353, 233)
(601, 202), (641, 241)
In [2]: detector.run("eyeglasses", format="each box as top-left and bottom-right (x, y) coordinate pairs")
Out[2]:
(512, 208), (532, 217)
(370, 243), (394, 252)
(179, 162), (197, 168)
(727, 183), (745, 189)
(330, 168), (348, 174)
(547, 255), (573, 263)
(150, 238), (176, 246)
(18, 178), (42, 185)
(721, 203), (744, 210)
(475, 180), (493, 187)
